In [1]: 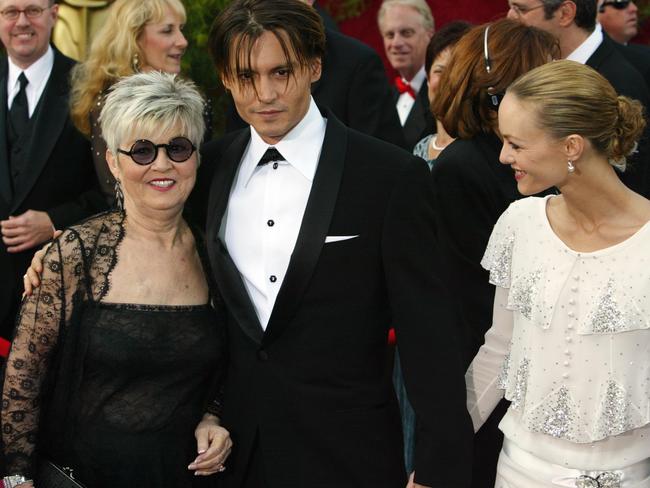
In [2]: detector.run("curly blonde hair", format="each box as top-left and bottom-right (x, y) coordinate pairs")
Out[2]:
(69, 0), (186, 136)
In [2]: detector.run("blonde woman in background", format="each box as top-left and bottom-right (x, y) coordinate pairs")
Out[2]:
(468, 60), (650, 487)
(69, 0), (207, 205)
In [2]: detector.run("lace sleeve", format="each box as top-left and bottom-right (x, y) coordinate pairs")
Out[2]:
(1, 230), (85, 477)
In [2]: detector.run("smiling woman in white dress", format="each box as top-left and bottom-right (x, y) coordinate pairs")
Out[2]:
(466, 60), (650, 488)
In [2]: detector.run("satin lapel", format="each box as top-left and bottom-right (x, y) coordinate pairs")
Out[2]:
(206, 130), (265, 344)
(11, 50), (68, 213)
(0, 59), (11, 207)
(262, 113), (347, 346)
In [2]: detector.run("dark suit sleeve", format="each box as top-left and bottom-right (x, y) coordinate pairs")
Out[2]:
(382, 159), (473, 487)
(46, 140), (107, 229)
(345, 51), (406, 148)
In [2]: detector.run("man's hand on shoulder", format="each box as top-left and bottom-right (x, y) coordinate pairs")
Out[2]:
(1, 210), (55, 253)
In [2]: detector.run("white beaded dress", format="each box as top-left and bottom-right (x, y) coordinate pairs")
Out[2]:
(466, 195), (650, 485)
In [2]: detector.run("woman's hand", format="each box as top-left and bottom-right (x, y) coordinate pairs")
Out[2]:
(22, 231), (61, 297)
(189, 413), (232, 476)
(16, 482), (34, 488)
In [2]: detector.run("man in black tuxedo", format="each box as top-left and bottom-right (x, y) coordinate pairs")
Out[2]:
(508, 0), (650, 196)
(224, 1), (405, 148)
(0, 0), (104, 340)
(203, 1), (472, 487)
(378, 0), (435, 151)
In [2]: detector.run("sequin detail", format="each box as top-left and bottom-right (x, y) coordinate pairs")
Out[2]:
(528, 386), (578, 440)
(483, 233), (514, 288)
(497, 351), (511, 390)
(511, 358), (529, 410)
(595, 381), (637, 438)
(586, 279), (648, 334)
(508, 270), (543, 322)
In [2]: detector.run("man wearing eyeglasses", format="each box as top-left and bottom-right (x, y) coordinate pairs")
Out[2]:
(507, 0), (650, 198)
(0, 0), (104, 344)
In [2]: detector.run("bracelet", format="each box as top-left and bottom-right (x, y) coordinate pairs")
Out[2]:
(1, 475), (31, 488)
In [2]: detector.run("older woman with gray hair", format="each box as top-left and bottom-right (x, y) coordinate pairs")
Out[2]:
(1, 71), (230, 488)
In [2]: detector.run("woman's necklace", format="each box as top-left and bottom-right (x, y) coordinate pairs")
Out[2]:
(430, 134), (447, 151)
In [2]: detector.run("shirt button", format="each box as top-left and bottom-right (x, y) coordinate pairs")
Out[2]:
(571, 287), (578, 292)
(562, 373), (569, 379)
(567, 311), (575, 317)
(568, 299), (575, 305)
(267, 220), (275, 227)
(567, 324), (573, 329)
(563, 361), (570, 367)
(564, 349), (571, 355)
(270, 275), (277, 283)
(257, 349), (269, 361)
(565, 336), (572, 343)
(573, 275), (579, 281)
(273, 162), (278, 169)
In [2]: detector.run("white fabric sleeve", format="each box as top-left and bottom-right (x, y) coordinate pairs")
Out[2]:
(465, 286), (513, 432)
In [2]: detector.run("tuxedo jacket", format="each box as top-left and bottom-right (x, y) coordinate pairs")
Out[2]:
(204, 111), (472, 488)
(394, 81), (435, 152)
(616, 41), (650, 92)
(224, 29), (405, 148)
(587, 35), (650, 197)
(0, 48), (105, 338)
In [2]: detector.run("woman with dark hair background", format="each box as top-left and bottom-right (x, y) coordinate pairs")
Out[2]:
(429, 18), (559, 486)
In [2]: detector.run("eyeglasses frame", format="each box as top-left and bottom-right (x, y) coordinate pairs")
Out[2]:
(116, 137), (197, 166)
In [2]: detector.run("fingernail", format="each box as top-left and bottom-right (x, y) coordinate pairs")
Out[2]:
(198, 449), (207, 454)
(188, 463), (196, 469)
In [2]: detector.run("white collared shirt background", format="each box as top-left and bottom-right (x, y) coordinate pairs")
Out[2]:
(566, 23), (603, 64)
(396, 66), (426, 126)
(7, 45), (54, 117)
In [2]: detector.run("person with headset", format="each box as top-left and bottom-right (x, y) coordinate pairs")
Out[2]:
(428, 18), (559, 488)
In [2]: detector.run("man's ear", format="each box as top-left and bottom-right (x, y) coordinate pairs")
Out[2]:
(557, 0), (577, 28)
(310, 58), (322, 83)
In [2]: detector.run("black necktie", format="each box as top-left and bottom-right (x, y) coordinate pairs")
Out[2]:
(258, 147), (285, 166)
(10, 72), (29, 137)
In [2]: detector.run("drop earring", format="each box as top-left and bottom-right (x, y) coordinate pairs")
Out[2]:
(567, 160), (575, 174)
(114, 178), (124, 211)
(132, 52), (140, 72)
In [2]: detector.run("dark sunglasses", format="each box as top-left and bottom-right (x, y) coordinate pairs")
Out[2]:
(599, 0), (631, 12)
(117, 137), (196, 165)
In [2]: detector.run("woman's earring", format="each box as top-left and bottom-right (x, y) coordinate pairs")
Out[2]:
(114, 178), (124, 211)
(567, 160), (575, 174)
(132, 52), (140, 72)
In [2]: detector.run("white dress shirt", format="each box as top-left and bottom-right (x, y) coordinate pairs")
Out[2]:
(396, 66), (426, 126)
(566, 23), (603, 64)
(222, 98), (327, 329)
(7, 45), (54, 117)
(467, 195), (650, 469)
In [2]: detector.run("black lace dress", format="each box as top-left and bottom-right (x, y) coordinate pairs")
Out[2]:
(1, 212), (225, 488)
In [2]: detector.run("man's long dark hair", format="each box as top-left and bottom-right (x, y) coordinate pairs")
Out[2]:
(209, 0), (326, 86)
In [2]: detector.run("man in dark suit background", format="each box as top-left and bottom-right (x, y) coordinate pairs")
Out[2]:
(204, 1), (472, 487)
(508, 0), (650, 196)
(378, 0), (435, 151)
(597, 0), (650, 92)
(0, 0), (104, 340)
(224, 0), (405, 148)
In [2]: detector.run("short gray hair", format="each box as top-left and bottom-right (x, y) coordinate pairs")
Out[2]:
(100, 71), (205, 162)
(378, 0), (435, 32)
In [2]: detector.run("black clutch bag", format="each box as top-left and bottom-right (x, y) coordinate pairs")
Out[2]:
(35, 459), (86, 488)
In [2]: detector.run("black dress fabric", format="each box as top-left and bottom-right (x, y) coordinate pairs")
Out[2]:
(1, 211), (224, 487)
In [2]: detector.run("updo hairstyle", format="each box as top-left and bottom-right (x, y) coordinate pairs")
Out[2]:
(507, 60), (646, 170)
